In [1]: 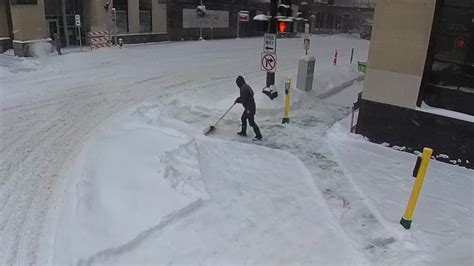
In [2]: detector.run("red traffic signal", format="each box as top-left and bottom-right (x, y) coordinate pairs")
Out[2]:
(279, 21), (287, 32)
(456, 38), (466, 49)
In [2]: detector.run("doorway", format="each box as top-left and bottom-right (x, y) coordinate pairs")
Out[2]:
(47, 19), (60, 39)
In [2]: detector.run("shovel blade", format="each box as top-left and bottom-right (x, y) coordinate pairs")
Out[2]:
(203, 125), (216, 135)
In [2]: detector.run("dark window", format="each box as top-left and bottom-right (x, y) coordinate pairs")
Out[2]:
(11, 0), (38, 5)
(139, 0), (152, 33)
(421, 0), (474, 115)
(114, 0), (129, 33)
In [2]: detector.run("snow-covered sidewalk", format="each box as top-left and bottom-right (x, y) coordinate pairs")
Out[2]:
(48, 106), (367, 265)
(329, 118), (474, 265)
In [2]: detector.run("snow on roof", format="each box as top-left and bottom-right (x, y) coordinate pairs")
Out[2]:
(278, 17), (294, 22)
(253, 14), (270, 21)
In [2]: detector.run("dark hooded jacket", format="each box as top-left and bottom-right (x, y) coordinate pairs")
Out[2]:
(235, 76), (256, 114)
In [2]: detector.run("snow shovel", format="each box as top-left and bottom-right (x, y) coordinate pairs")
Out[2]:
(203, 103), (235, 135)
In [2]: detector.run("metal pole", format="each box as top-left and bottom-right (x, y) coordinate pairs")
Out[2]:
(266, 0), (277, 88)
(237, 13), (240, 39)
(199, 0), (203, 40)
(61, 0), (69, 46)
(78, 26), (82, 51)
(199, 24), (203, 40)
(350, 48), (354, 64)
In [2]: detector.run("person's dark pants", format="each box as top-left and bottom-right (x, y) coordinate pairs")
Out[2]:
(241, 110), (262, 138)
(56, 46), (62, 55)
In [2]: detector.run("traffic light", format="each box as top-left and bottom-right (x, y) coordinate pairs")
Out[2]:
(456, 37), (466, 49)
(279, 0), (292, 17)
(279, 21), (287, 32)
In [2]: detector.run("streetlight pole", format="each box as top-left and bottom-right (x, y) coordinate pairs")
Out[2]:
(266, 0), (278, 90)
(199, 0), (203, 40)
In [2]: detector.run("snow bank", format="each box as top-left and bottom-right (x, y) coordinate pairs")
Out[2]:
(51, 107), (209, 265)
(29, 41), (53, 58)
(49, 103), (368, 265)
(0, 66), (14, 79)
(88, 135), (367, 265)
(328, 117), (474, 265)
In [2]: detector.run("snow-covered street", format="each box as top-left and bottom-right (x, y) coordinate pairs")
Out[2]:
(1, 35), (472, 265)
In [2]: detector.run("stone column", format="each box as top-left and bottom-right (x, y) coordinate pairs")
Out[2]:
(0, 0), (10, 37)
(9, 0), (48, 56)
(84, 0), (113, 32)
(128, 0), (140, 33)
(152, 0), (167, 33)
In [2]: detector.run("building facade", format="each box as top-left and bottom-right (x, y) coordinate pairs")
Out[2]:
(308, 0), (375, 34)
(0, 0), (270, 56)
(356, 0), (474, 168)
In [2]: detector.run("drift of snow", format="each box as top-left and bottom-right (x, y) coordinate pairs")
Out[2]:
(46, 104), (367, 265)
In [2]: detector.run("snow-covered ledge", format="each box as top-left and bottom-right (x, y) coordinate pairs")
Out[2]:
(12, 38), (52, 57)
(417, 102), (474, 124)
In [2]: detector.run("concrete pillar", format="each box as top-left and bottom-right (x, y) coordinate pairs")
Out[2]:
(84, 0), (112, 32)
(9, 0), (49, 56)
(9, 0), (47, 41)
(0, 0), (9, 37)
(61, 0), (69, 46)
(152, 0), (167, 33)
(362, 0), (436, 109)
(128, 0), (140, 33)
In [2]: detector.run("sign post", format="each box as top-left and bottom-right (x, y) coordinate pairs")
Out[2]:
(265, 0), (278, 99)
(237, 11), (249, 39)
(111, 8), (117, 45)
(75, 14), (82, 52)
(303, 36), (310, 55)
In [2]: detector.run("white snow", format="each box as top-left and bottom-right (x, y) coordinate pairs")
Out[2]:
(0, 34), (370, 265)
(328, 117), (474, 265)
(52, 110), (208, 265)
(1, 33), (472, 266)
(436, 154), (450, 159)
(12, 38), (52, 44)
(253, 14), (270, 21)
(418, 102), (474, 123)
(50, 104), (367, 265)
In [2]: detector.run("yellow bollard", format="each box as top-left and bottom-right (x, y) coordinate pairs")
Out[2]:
(282, 76), (291, 124)
(400, 147), (433, 229)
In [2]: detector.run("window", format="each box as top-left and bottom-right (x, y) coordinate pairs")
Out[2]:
(421, 0), (474, 115)
(114, 0), (128, 33)
(11, 0), (38, 5)
(139, 0), (152, 33)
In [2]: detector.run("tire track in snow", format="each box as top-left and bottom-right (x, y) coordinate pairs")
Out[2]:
(77, 199), (205, 266)
(0, 74), (194, 265)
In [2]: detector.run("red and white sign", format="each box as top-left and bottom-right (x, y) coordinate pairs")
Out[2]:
(261, 52), (277, 73)
(88, 31), (111, 50)
(239, 11), (249, 22)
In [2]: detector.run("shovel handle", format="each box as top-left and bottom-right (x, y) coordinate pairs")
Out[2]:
(213, 103), (235, 127)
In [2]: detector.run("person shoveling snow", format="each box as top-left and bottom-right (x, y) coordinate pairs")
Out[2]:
(234, 75), (263, 141)
(204, 76), (263, 141)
